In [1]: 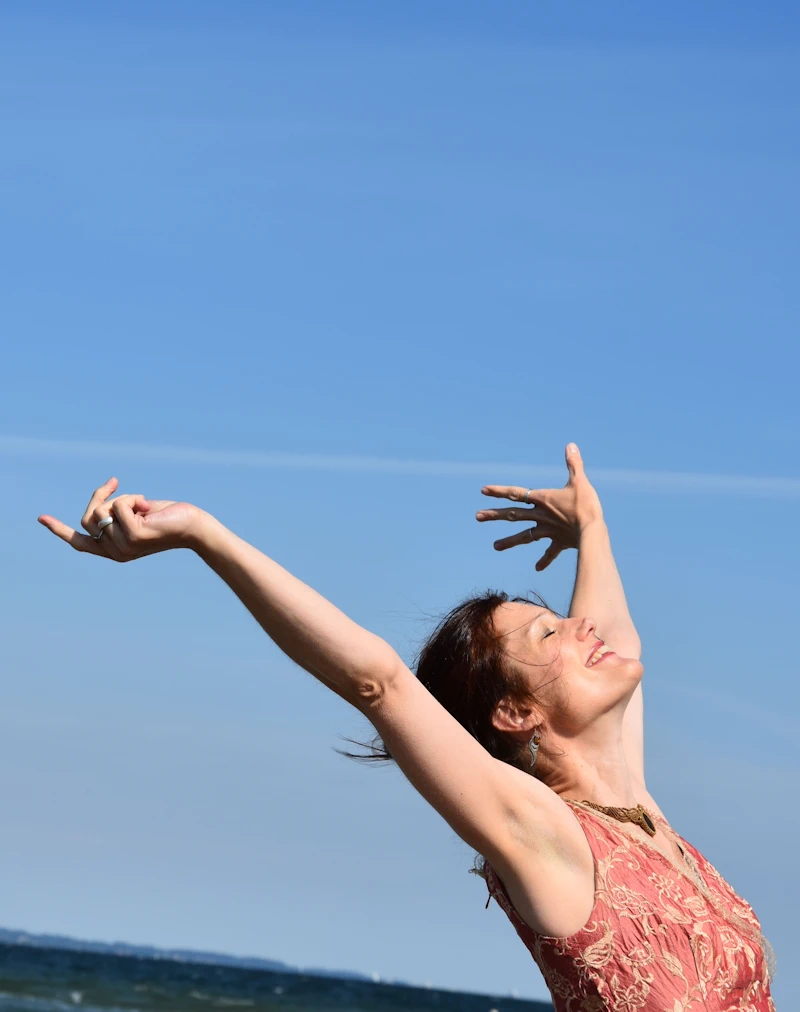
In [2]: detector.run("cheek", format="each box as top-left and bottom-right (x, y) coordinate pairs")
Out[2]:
(529, 654), (565, 700)
(505, 641), (564, 698)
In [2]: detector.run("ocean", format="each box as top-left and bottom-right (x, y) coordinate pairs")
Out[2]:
(0, 944), (551, 1012)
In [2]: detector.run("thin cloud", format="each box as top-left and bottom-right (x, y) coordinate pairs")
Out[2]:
(3, 434), (799, 499)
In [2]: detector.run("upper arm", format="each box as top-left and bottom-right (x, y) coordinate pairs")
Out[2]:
(622, 683), (645, 786)
(363, 664), (568, 863)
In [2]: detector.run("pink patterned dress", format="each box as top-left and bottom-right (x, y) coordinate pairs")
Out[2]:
(483, 801), (775, 1011)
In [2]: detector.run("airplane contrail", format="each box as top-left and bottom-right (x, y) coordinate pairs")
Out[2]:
(3, 434), (799, 499)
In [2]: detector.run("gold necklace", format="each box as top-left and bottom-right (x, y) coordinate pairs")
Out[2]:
(578, 800), (657, 837)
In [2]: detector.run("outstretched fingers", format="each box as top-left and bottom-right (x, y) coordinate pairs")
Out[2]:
(493, 525), (551, 552)
(476, 506), (537, 522)
(490, 519), (565, 568)
(481, 483), (546, 503)
(535, 541), (564, 572)
(37, 514), (105, 556)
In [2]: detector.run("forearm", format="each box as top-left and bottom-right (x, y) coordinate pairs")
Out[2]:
(189, 512), (402, 707)
(568, 520), (641, 659)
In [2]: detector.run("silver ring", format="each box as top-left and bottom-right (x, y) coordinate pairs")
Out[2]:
(528, 527), (536, 542)
(524, 489), (533, 503)
(94, 516), (114, 541)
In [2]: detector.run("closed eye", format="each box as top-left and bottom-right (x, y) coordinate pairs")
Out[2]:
(542, 629), (556, 639)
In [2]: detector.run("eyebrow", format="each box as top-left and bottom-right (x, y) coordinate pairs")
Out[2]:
(529, 611), (551, 631)
(500, 609), (551, 640)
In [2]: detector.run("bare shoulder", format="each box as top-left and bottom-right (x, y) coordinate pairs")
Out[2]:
(367, 667), (591, 866)
(491, 778), (596, 938)
(365, 671), (594, 935)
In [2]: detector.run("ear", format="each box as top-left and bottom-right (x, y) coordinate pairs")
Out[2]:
(491, 696), (541, 735)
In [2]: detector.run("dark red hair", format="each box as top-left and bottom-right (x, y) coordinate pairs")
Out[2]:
(342, 589), (555, 774)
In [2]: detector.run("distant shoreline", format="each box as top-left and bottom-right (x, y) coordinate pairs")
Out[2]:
(0, 927), (370, 983)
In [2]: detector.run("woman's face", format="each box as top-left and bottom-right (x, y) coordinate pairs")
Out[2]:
(492, 601), (643, 735)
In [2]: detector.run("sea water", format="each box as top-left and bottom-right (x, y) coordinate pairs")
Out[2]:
(0, 944), (551, 1012)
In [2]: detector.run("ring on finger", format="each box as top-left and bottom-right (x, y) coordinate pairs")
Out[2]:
(94, 516), (115, 541)
(528, 527), (536, 542)
(524, 489), (533, 503)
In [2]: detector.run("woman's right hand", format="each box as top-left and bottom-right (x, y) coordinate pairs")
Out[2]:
(38, 476), (205, 562)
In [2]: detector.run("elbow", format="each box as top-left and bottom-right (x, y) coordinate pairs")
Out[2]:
(354, 678), (387, 708)
(351, 654), (406, 711)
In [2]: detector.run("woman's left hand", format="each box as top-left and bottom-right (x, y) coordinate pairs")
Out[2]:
(476, 443), (604, 571)
(38, 476), (202, 562)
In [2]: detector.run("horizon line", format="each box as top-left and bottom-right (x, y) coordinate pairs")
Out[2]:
(3, 434), (799, 499)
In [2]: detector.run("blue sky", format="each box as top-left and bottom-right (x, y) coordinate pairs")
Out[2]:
(2, 1), (799, 1003)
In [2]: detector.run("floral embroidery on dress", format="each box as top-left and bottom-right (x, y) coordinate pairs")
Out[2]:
(483, 802), (775, 1011)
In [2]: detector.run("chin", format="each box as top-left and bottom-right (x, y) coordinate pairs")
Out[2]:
(600, 652), (643, 684)
(621, 656), (644, 682)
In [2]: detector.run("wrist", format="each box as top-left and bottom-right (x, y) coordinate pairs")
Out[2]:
(186, 509), (227, 555)
(577, 514), (607, 537)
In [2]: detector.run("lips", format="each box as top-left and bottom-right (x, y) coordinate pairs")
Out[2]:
(586, 640), (605, 666)
(586, 640), (616, 667)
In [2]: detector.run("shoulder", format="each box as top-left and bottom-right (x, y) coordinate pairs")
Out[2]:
(489, 795), (597, 938)
(495, 778), (594, 869)
(366, 671), (595, 869)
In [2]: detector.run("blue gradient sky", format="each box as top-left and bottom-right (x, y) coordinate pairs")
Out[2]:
(2, 2), (799, 1003)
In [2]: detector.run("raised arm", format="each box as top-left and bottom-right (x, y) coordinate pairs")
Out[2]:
(569, 509), (644, 786)
(564, 449), (640, 657)
(39, 480), (568, 867)
(478, 444), (645, 785)
(192, 514), (399, 710)
(192, 514), (578, 856)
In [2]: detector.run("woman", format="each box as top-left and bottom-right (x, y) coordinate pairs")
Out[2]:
(39, 444), (775, 1011)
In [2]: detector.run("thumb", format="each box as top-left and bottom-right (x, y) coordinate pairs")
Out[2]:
(565, 442), (584, 482)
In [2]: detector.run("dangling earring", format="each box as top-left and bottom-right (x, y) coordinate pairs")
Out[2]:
(528, 728), (542, 768)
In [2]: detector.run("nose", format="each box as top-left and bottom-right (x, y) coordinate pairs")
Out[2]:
(576, 617), (597, 640)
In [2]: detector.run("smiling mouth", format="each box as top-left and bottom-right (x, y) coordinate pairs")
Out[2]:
(586, 642), (615, 667)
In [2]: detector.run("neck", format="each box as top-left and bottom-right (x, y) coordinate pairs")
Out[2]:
(542, 725), (639, 808)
